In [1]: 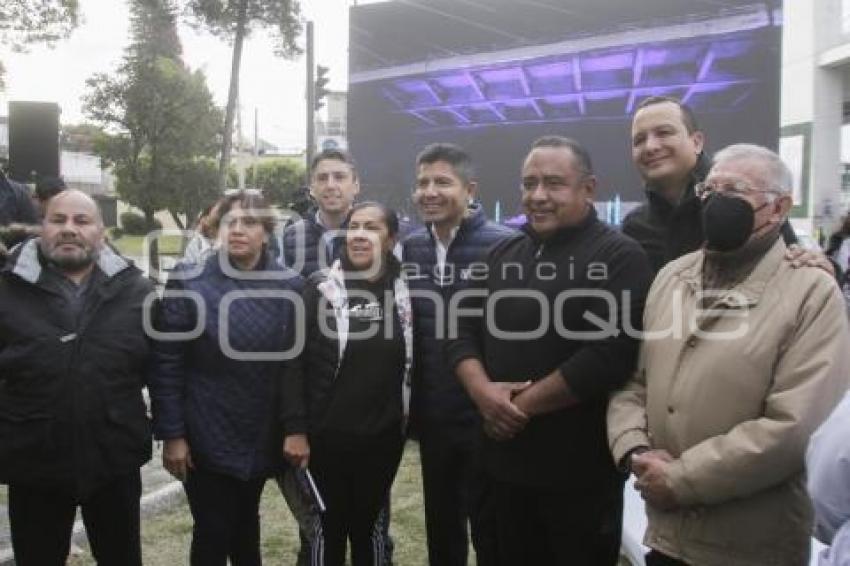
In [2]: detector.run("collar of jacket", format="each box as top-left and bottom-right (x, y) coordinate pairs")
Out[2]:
(644, 151), (712, 219)
(316, 258), (415, 427)
(303, 207), (351, 232)
(204, 248), (285, 277)
(675, 236), (787, 308)
(425, 202), (488, 246)
(521, 204), (599, 247)
(7, 237), (131, 285)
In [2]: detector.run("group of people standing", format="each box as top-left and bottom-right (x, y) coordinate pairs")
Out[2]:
(0, 94), (848, 566)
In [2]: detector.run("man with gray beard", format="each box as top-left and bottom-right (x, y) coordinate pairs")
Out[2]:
(0, 190), (153, 565)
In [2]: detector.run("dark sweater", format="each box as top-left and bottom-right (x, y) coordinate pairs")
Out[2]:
(446, 208), (652, 491)
(320, 275), (405, 438)
(282, 260), (408, 442)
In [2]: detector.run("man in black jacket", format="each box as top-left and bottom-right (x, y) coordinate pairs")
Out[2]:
(0, 189), (152, 565)
(447, 137), (652, 565)
(403, 143), (513, 566)
(623, 95), (831, 275)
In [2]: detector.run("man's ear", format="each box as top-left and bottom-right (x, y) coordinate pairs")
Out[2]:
(692, 130), (705, 155)
(583, 175), (597, 201)
(466, 180), (478, 202)
(774, 194), (793, 221)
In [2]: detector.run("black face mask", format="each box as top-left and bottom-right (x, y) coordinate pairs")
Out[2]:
(702, 193), (771, 252)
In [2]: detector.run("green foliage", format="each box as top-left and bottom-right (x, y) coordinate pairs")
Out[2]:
(0, 0), (80, 90)
(61, 123), (107, 153)
(164, 157), (222, 226)
(126, 0), (183, 64)
(183, 0), (302, 57)
(234, 159), (305, 206)
(83, 0), (222, 230)
(0, 0), (79, 50)
(120, 211), (162, 235)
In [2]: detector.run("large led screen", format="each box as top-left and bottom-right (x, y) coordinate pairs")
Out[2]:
(348, 0), (782, 219)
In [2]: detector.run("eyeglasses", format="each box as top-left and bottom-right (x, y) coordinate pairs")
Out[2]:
(694, 180), (783, 200)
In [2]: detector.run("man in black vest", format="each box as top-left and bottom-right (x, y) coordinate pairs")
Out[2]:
(403, 143), (512, 566)
(279, 148), (360, 276)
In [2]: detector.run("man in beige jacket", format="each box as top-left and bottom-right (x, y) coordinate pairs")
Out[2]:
(608, 143), (850, 566)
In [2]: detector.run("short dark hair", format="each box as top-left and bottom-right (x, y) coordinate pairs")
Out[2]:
(310, 148), (358, 180)
(415, 143), (476, 185)
(216, 190), (276, 235)
(635, 96), (700, 134)
(346, 201), (400, 239)
(35, 176), (67, 202)
(530, 136), (594, 176)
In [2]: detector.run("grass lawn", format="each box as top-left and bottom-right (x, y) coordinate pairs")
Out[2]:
(109, 233), (186, 258)
(67, 443), (428, 566)
(0, 484), (6, 505)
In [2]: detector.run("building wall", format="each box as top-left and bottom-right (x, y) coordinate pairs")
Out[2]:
(782, 0), (850, 238)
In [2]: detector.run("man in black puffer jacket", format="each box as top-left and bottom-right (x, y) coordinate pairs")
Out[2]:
(403, 143), (513, 566)
(0, 190), (153, 565)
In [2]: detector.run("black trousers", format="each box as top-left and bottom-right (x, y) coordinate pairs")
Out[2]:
(184, 467), (266, 566)
(646, 550), (690, 566)
(474, 474), (623, 566)
(310, 429), (404, 566)
(418, 420), (481, 566)
(8, 472), (142, 566)
(276, 471), (394, 566)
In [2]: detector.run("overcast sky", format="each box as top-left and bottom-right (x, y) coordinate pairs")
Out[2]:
(0, 0), (386, 151)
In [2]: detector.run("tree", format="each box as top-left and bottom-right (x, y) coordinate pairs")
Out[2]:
(0, 0), (80, 89)
(61, 123), (107, 153)
(83, 0), (222, 230)
(234, 158), (304, 206)
(182, 0), (302, 191)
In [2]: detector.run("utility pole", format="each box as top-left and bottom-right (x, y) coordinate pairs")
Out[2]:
(306, 20), (315, 170)
(253, 107), (259, 187)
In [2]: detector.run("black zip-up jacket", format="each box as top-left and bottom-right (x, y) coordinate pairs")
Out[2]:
(281, 257), (409, 438)
(0, 239), (153, 498)
(622, 153), (797, 274)
(446, 208), (652, 491)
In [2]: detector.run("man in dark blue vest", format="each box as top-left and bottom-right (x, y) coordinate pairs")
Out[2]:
(403, 143), (513, 566)
(279, 148), (360, 277)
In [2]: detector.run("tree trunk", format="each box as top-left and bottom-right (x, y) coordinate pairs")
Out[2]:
(217, 0), (248, 192)
(143, 208), (156, 230)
